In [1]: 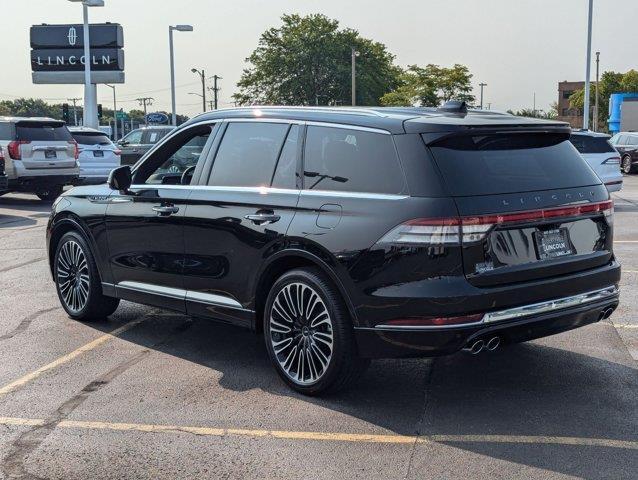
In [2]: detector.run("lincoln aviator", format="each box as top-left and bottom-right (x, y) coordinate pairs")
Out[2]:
(46, 104), (621, 395)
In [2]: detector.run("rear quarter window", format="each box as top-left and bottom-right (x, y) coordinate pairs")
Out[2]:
(569, 135), (615, 154)
(427, 133), (601, 196)
(303, 126), (405, 194)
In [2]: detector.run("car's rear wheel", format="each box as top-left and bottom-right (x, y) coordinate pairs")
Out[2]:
(54, 231), (119, 321)
(264, 268), (367, 396)
(621, 155), (633, 174)
(36, 185), (63, 201)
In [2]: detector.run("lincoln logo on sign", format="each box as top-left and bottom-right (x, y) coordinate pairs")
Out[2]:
(67, 27), (77, 46)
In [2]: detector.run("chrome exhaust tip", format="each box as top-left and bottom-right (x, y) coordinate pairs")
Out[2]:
(463, 339), (485, 355)
(486, 336), (501, 351)
(602, 307), (614, 320)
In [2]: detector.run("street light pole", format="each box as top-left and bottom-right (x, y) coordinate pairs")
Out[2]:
(351, 47), (357, 106)
(583, 0), (594, 130)
(105, 84), (117, 140)
(479, 82), (487, 109)
(191, 69), (206, 113)
(169, 25), (193, 126)
(594, 51), (600, 132)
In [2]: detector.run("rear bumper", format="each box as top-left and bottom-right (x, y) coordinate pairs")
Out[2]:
(0, 175), (7, 192)
(8, 175), (78, 191)
(355, 289), (619, 358)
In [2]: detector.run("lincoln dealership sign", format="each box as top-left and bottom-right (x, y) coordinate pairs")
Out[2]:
(30, 23), (124, 84)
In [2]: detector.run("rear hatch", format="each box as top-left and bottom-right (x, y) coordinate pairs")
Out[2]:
(72, 131), (120, 174)
(569, 133), (622, 187)
(426, 130), (614, 287)
(16, 121), (76, 170)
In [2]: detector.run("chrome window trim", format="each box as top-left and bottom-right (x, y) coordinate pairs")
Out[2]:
(305, 121), (390, 135)
(372, 285), (619, 331)
(128, 184), (301, 195)
(300, 190), (408, 200)
(112, 281), (249, 311)
(224, 117), (303, 125)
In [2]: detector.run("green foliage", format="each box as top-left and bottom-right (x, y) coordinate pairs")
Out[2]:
(569, 70), (637, 131)
(380, 64), (475, 107)
(508, 104), (558, 120)
(233, 14), (402, 106)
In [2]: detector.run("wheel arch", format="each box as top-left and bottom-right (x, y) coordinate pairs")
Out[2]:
(252, 249), (359, 333)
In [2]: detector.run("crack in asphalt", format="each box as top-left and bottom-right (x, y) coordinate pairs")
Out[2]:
(0, 317), (194, 479)
(0, 308), (59, 342)
(404, 358), (436, 480)
(0, 258), (47, 274)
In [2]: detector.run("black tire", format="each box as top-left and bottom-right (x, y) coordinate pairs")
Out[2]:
(36, 185), (63, 201)
(263, 267), (368, 396)
(621, 155), (634, 175)
(53, 231), (120, 321)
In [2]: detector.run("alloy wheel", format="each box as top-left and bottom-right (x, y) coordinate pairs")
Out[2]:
(56, 240), (90, 313)
(268, 282), (334, 385)
(622, 156), (632, 174)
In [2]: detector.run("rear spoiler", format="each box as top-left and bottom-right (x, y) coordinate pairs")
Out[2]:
(420, 125), (572, 146)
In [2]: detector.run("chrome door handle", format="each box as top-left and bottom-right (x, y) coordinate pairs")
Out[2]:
(153, 205), (179, 216)
(244, 213), (281, 225)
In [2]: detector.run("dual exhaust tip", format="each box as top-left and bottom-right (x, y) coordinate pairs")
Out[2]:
(463, 336), (500, 355)
(464, 306), (615, 355)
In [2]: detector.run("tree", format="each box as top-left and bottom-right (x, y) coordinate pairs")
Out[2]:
(508, 104), (558, 120)
(380, 64), (475, 107)
(233, 14), (402, 106)
(569, 70), (635, 131)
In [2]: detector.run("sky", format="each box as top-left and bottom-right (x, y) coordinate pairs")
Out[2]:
(1, 0), (637, 119)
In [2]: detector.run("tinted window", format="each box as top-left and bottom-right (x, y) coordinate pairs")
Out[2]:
(628, 135), (638, 146)
(569, 134), (615, 154)
(428, 133), (601, 196)
(71, 132), (112, 146)
(208, 122), (289, 187)
(271, 125), (299, 189)
(122, 129), (143, 144)
(303, 126), (404, 194)
(16, 123), (72, 141)
(147, 129), (171, 144)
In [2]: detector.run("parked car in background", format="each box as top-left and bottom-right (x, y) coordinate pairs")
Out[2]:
(569, 130), (623, 192)
(0, 148), (8, 193)
(69, 127), (121, 185)
(117, 126), (176, 166)
(0, 117), (79, 200)
(47, 105), (620, 395)
(609, 132), (638, 174)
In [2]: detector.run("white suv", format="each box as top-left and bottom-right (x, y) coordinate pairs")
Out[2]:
(69, 127), (121, 184)
(0, 117), (79, 200)
(569, 130), (623, 192)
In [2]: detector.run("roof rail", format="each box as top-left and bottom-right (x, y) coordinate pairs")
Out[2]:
(217, 106), (386, 118)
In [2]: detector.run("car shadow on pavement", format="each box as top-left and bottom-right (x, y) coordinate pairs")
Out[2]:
(92, 313), (637, 479)
(0, 214), (37, 229)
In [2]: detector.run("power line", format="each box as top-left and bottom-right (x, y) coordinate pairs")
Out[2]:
(136, 97), (154, 126)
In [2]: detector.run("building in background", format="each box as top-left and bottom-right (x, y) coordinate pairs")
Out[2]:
(558, 81), (585, 128)
(609, 93), (638, 134)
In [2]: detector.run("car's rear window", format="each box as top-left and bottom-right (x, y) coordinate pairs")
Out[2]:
(16, 122), (73, 142)
(427, 133), (601, 196)
(569, 134), (616, 154)
(71, 132), (112, 146)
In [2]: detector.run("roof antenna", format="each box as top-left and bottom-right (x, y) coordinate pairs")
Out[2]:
(438, 100), (468, 114)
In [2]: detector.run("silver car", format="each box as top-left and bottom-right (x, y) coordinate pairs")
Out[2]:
(569, 130), (623, 192)
(69, 127), (121, 184)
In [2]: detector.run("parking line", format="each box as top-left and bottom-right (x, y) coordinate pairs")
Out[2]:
(0, 317), (147, 398)
(613, 324), (638, 329)
(0, 416), (635, 450)
(615, 241), (638, 243)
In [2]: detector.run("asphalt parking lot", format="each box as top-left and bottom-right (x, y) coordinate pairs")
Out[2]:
(0, 180), (636, 480)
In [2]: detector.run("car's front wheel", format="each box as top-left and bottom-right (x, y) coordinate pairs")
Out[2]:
(264, 268), (367, 396)
(621, 155), (634, 174)
(54, 231), (120, 321)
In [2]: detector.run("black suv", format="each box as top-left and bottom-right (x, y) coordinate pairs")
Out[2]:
(46, 105), (620, 395)
(609, 132), (638, 174)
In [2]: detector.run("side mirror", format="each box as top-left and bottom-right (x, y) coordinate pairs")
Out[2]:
(108, 165), (132, 193)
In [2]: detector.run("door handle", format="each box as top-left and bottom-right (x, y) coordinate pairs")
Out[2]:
(244, 213), (281, 225)
(153, 205), (179, 216)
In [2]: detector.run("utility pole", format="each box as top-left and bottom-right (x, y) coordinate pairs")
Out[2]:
(479, 83), (487, 109)
(210, 75), (221, 110)
(583, 0), (594, 130)
(594, 51), (600, 132)
(533, 92), (536, 116)
(136, 97), (154, 127)
(191, 69), (207, 112)
(67, 98), (81, 126)
(351, 47), (358, 106)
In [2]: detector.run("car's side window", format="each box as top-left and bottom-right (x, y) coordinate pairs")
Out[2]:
(271, 124), (300, 189)
(303, 125), (405, 194)
(132, 124), (213, 186)
(208, 122), (289, 187)
(122, 129), (143, 144)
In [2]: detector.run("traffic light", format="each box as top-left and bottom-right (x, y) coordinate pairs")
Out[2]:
(62, 104), (70, 124)
(97, 104), (103, 120)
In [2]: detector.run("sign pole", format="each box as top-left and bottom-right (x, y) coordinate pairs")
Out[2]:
(82, 4), (98, 129)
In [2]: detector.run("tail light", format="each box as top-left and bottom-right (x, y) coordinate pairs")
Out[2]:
(377, 200), (614, 246)
(68, 140), (79, 160)
(113, 149), (121, 156)
(602, 156), (621, 165)
(381, 313), (484, 328)
(7, 140), (29, 160)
